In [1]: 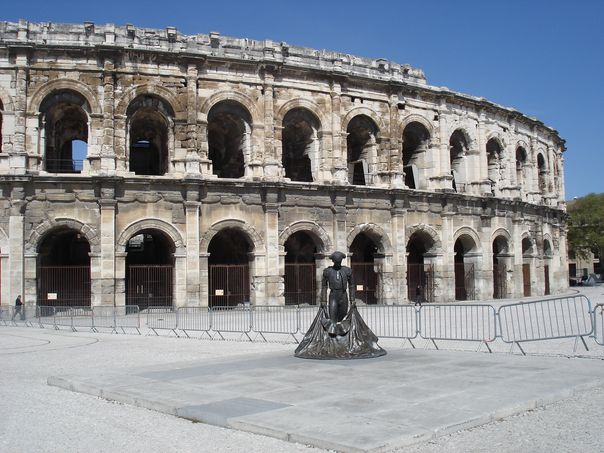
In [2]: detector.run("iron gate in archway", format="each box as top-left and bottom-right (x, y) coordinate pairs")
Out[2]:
(209, 264), (250, 307)
(284, 263), (316, 305)
(127, 264), (173, 309)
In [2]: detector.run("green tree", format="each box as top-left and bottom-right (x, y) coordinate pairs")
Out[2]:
(567, 193), (604, 260)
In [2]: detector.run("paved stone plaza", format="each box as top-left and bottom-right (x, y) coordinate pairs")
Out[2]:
(49, 347), (604, 452)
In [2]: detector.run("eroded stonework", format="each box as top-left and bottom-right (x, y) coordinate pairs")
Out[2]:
(0, 21), (567, 307)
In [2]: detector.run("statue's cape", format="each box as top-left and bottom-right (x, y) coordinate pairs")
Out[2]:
(294, 305), (387, 360)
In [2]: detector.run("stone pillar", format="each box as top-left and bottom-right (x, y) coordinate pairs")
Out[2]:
(390, 201), (407, 303)
(511, 216), (524, 298)
(435, 107), (453, 191)
(263, 189), (281, 305)
(114, 252), (127, 307)
(185, 64), (201, 175)
(173, 248), (187, 307)
(330, 81), (347, 184)
(185, 201), (200, 305)
(199, 252), (209, 307)
(12, 57), (29, 173)
(476, 112), (491, 194)
(98, 199), (116, 306)
(100, 57), (117, 173)
(440, 211), (455, 302)
(262, 70), (280, 180)
(9, 214), (25, 302)
(388, 95), (404, 188)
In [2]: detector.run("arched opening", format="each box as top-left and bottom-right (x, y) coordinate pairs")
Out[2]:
(486, 138), (503, 193)
(406, 232), (435, 303)
(450, 130), (468, 192)
(284, 231), (318, 305)
(492, 236), (509, 299)
(208, 228), (252, 307)
(126, 230), (174, 308)
(350, 233), (379, 305)
(282, 108), (319, 182)
(522, 237), (534, 297)
(516, 146), (527, 190)
(454, 236), (477, 301)
(127, 95), (172, 176)
(402, 122), (430, 190)
(537, 153), (547, 193)
(347, 115), (378, 186)
(208, 101), (251, 178)
(37, 228), (91, 307)
(40, 90), (89, 173)
(543, 239), (552, 295)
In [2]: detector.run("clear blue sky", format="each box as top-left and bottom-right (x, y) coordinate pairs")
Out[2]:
(4, 0), (603, 199)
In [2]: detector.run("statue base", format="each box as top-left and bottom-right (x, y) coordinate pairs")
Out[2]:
(294, 305), (387, 360)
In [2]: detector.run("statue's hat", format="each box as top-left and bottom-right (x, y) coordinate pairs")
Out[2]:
(328, 251), (346, 261)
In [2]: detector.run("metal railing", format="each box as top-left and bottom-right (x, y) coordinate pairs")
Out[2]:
(592, 303), (604, 346)
(419, 304), (497, 351)
(498, 295), (593, 354)
(2, 295), (604, 355)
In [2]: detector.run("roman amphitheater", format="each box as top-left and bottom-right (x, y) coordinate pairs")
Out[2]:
(0, 21), (567, 308)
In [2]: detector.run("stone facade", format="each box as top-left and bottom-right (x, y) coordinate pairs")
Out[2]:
(0, 21), (567, 307)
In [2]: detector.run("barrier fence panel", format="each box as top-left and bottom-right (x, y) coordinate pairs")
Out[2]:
(594, 304), (604, 346)
(177, 307), (211, 333)
(419, 304), (497, 345)
(252, 306), (299, 338)
(0, 306), (11, 325)
(298, 305), (321, 334)
(498, 295), (593, 344)
(115, 305), (141, 332)
(210, 306), (252, 339)
(357, 304), (418, 339)
(68, 307), (94, 330)
(146, 307), (177, 333)
(53, 306), (76, 330)
(36, 306), (56, 327)
(92, 306), (117, 330)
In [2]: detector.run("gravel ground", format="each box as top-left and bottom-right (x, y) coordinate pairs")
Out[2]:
(1, 285), (603, 453)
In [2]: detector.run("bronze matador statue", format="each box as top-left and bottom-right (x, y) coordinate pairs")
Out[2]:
(295, 251), (386, 360)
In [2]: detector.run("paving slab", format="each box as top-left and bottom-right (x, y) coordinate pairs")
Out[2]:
(48, 349), (604, 453)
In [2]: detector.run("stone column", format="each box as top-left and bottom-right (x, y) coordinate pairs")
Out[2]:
(390, 201), (407, 303)
(476, 112), (491, 194)
(330, 81), (347, 184)
(199, 252), (209, 307)
(263, 189), (281, 305)
(98, 199), (116, 306)
(440, 210), (455, 302)
(262, 70), (280, 180)
(100, 57), (116, 173)
(114, 252), (127, 306)
(12, 53), (29, 173)
(9, 212), (25, 302)
(434, 107), (453, 191)
(185, 63), (201, 175)
(173, 248), (187, 307)
(388, 94), (404, 188)
(511, 216), (524, 298)
(184, 201), (200, 305)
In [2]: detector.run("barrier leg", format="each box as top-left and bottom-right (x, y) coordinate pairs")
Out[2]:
(431, 339), (439, 350)
(574, 335), (589, 353)
(514, 341), (526, 356)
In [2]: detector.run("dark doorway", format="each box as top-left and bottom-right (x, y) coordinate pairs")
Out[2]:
(37, 228), (91, 307)
(402, 122), (430, 189)
(347, 115), (377, 186)
(492, 236), (509, 299)
(454, 237), (476, 301)
(407, 232), (435, 303)
(126, 230), (174, 309)
(350, 233), (379, 304)
(284, 231), (317, 305)
(522, 238), (533, 297)
(208, 228), (251, 307)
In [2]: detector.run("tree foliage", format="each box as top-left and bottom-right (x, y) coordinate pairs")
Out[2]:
(567, 192), (604, 259)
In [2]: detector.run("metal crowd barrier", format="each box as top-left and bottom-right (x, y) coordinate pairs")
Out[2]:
(252, 305), (298, 341)
(146, 307), (178, 335)
(358, 304), (418, 342)
(419, 304), (497, 351)
(210, 305), (252, 340)
(592, 303), (604, 346)
(498, 295), (593, 354)
(177, 306), (211, 337)
(0, 306), (12, 325)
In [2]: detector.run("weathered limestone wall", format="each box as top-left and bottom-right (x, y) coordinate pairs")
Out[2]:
(0, 21), (568, 306)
